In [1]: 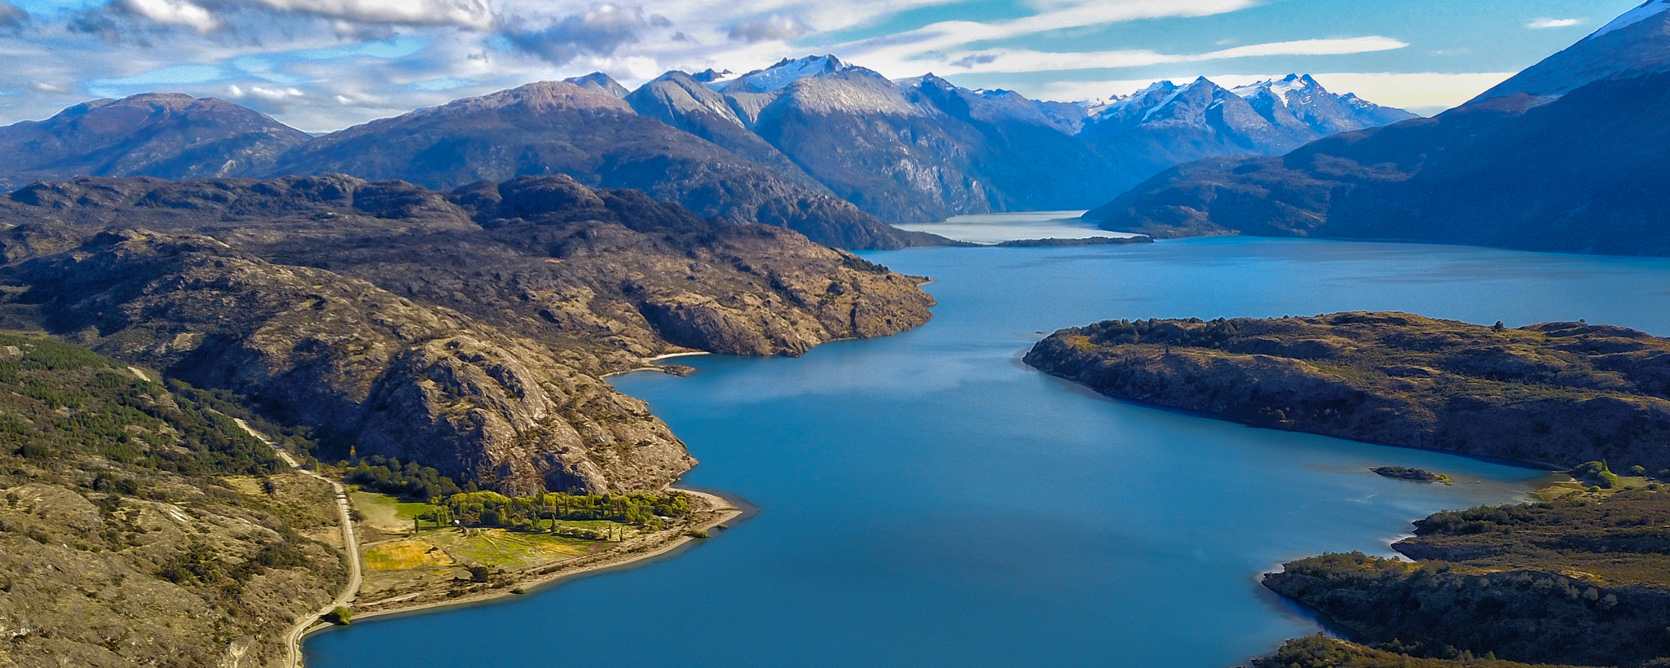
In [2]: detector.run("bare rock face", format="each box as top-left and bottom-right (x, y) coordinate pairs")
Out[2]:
(0, 175), (936, 493)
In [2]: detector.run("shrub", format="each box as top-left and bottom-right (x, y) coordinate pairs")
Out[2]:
(323, 606), (352, 625)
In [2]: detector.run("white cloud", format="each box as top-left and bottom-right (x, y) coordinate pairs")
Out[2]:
(910, 37), (1408, 75)
(116, 0), (222, 33)
(728, 14), (808, 43)
(237, 0), (495, 30)
(1527, 18), (1583, 29)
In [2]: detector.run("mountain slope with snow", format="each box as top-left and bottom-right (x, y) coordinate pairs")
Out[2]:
(1475, 0), (1670, 101)
(1087, 1), (1670, 257)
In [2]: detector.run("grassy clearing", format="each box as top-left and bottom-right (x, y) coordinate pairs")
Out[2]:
(364, 539), (454, 571)
(424, 528), (593, 569)
(351, 490), (434, 533)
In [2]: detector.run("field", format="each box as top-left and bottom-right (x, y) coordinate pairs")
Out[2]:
(351, 489), (435, 533)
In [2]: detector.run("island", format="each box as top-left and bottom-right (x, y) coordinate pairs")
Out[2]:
(1371, 466), (1451, 484)
(1024, 312), (1670, 474)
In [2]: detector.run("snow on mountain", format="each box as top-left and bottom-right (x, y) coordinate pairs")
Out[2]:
(1590, 0), (1670, 40)
(1474, 0), (1670, 102)
(711, 55), (849, 94)
(1233, 74), (1416, 135)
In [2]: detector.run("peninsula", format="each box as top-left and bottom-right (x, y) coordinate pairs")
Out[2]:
(1025, 312), (1670, 473)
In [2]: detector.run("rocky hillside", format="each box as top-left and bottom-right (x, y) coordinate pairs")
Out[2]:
(1087, 4), (1670, 257)
(0, 175), (936, 494)
(0, 333), (344, 667)
(1263, 488), (1670, 667)
(0, 93), (312, 189)
(1024, 313), (1670, 472)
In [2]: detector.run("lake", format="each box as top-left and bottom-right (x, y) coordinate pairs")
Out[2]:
(304, 235), (1670, 667)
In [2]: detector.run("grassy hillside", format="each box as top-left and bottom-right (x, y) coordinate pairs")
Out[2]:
(0, 332), (343, 667)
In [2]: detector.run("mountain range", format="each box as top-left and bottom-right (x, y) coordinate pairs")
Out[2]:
(0, 56), (1412, 249)
(1088, 0), (1670, 257)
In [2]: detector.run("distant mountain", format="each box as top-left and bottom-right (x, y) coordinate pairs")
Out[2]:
(1475, 0), (1670, 101)
(1081, 78), (1314, 170)
(268, 81), (921, 250)
(627, 57), (1408, 223)
(0, 57), (1411, 240)
(0, 93), (310, 188)
(710, 55), (850, 94)
(1086, 3), (1670, 257)
(1232, 74), (1417, 136)
(563, 72), (629, 99)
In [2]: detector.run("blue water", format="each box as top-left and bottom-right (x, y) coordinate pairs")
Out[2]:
(305, 237), (1670, 668)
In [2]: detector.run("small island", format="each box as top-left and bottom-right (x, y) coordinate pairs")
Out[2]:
(1371, 466), (1451, 484)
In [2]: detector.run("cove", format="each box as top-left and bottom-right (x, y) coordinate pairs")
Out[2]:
(303, 236), (1670, 667)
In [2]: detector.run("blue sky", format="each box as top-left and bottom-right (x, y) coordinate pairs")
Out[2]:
(0, 0), (1645, 130)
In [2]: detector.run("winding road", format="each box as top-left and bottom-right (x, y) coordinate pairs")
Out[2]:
(233, 419), (362, 668)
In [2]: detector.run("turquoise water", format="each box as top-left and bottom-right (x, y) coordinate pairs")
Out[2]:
(304, 237), (1670, 667)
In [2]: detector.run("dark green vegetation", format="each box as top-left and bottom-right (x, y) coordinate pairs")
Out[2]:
(1025, 313), (1670, 472)
(0, 174), (935, 494)
(0, 333), (277, 477)
(1372, 466), (1451, 483)
(343, 456), (463, 501)
(0, 333), (344, 667)
(1248, 636), (1575, 668)
(1263, 488), (1670, 667)
(423, 490), (692, 535)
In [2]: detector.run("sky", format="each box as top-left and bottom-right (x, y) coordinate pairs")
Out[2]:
(0, 0), (1646, 131)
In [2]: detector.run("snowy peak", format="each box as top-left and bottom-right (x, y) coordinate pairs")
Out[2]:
(711, 55), (850, 94)
(1475, 0), (1670, 102)
(690, 68), (733, 83)
(1231, 74), (1322, 108)
(1231, 73), (1415, 135)
(1589, 0), (1670, 40)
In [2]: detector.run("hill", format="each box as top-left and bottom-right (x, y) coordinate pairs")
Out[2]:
(0, 332), (344, 667)
(0, 174), (936, 493)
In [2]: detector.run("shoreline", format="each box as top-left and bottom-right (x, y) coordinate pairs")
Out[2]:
(602, 351), (713, 378)
(295, 486), (746, 654)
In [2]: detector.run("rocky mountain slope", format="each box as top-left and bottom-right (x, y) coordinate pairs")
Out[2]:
(0, 174), (936, 494)
(1024, 313), (1670, 472)
(0, 93), (312, 189)
(1087, 3), (1670, 257)
(0, 333), (345, 667)
(267, 81), (921, 250)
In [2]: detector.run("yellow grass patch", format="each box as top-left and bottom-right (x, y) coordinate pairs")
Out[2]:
(364, 539), (455, 571)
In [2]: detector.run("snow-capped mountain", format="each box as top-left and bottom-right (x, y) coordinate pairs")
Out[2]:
(1474, 0), (1670, 101)
(1232, 74), (1417, 136)
(709, 55), (850, 94)
(1087, 0), (1670, 257)
(1084, 77), (1314, 156)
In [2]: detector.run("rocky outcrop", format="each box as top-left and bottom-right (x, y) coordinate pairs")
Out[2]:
(0, 175), (937, 493)
(1025, 312), (1670, 472)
